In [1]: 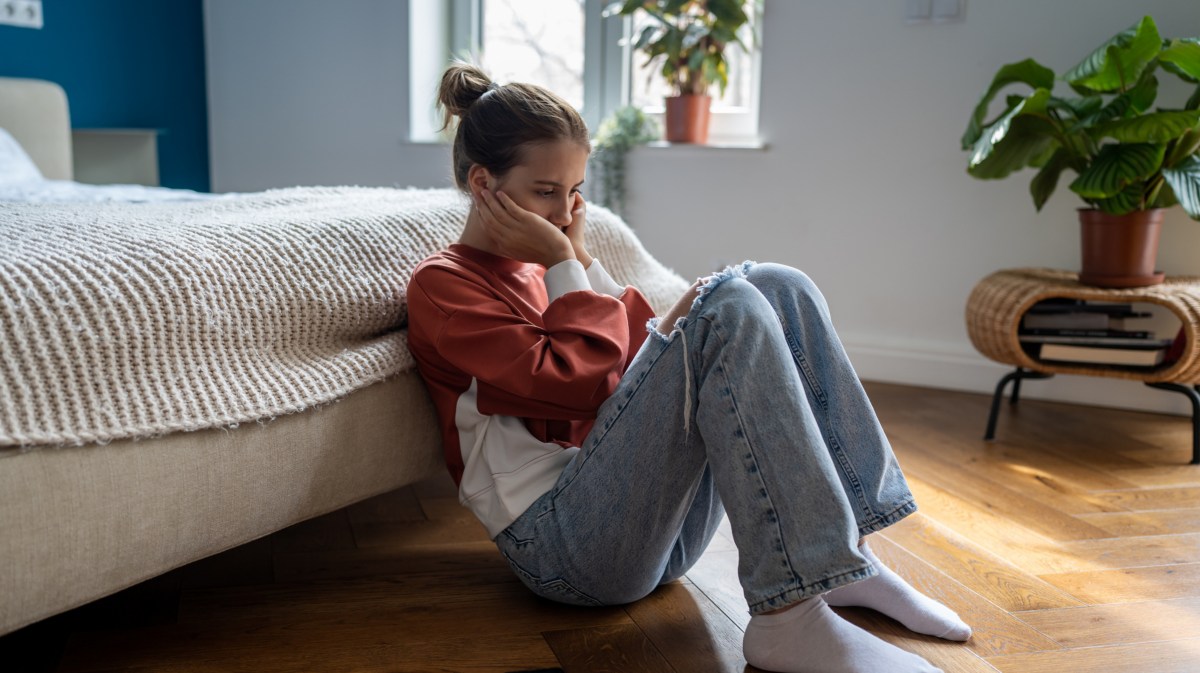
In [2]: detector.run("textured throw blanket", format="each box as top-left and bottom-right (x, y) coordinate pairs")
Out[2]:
(0, 187), (688, 450)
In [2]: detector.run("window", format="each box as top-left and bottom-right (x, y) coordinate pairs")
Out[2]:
(409, 0), (763, 144)
(480, 0), (585, 110)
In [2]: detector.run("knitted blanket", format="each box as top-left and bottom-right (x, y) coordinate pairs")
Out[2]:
(0, 186), (688, 451)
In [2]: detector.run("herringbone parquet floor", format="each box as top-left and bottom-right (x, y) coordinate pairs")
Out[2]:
(3, 381), (1199, 672)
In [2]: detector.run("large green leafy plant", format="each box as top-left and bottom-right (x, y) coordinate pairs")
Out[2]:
(605, 0), (753, 97)
(962, 16), (1200, 219)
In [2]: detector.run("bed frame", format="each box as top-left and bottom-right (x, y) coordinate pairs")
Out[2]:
(0, 76), (73, 179)
(0, 76), (444, 636)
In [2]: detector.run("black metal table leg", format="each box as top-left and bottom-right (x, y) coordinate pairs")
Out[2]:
(1145, 382), (1200, 465)
(985, 367), (1054, 441)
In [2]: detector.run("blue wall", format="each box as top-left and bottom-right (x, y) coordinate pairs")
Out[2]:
(0, 0), (209, 191)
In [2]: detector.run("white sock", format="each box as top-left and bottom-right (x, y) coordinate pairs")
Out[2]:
(743, 597), (942, 673)
(823, 541), (971, 641)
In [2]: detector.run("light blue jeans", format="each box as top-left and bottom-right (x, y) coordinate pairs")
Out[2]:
(494, 262), (916, 615)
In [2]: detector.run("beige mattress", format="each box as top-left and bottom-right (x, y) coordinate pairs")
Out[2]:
(0, 371), (443, 636)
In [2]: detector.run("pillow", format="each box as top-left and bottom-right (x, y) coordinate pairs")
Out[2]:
(0, 127), (44, 184)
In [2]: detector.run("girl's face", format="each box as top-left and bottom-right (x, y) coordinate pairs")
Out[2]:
(485, 140), (590, 230)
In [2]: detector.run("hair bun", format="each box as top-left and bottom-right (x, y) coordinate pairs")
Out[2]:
(437, 61), (495, 130)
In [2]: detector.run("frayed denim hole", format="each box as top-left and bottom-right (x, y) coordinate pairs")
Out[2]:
(691, 260), (758, 312)
(646, 316), (671, 344)
(645, 315), (689, 343)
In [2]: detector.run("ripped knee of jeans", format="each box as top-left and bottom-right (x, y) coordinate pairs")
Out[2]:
(692, 260), (757, 312)
(645, 315), (689, 344)
(641, 260), (758, 436)
(644, 260), (759, 344)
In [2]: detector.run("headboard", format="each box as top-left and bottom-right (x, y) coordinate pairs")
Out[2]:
(0, 76), (73, 180)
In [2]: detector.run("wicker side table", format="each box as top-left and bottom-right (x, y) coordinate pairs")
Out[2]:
(965, 268), (1200, 464)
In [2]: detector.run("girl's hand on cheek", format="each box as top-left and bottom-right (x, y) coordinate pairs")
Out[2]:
(477, 189), (574, 268)
(563, 192), (591, 267)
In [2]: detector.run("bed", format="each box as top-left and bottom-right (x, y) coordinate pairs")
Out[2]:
(0, 76), (689, 636)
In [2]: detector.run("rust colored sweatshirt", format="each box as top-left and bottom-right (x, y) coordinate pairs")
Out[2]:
(406, 243), (656, 537)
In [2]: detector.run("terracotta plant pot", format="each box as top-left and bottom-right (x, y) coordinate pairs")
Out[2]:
(664, 94), (712, 144)
(1078, 208), (1166, 288)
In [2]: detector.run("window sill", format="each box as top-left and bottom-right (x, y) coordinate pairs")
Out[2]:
(640, 138), (767, 151)
(403, 137), (768, 151)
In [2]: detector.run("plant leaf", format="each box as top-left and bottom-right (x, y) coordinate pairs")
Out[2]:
(1030, 149), (1074, 211)
(1127, 72), (1159, 114)
(961, 59), (1055, 150)
(1093, 184), (1145, 215)
(1093, 110), (1200, 143)
(1069, 143), (1165, 199)
(967, 89), (1058, 179)
(602, 0), (643, 18)
(1049, 95), (1103, 120)
(1064, 16), (1162, 94)
(1027, 142), (1060, 169)
(1160, 38), (1200, 83)
(632, 24), (660, 50)
(1162, 155), (1200, 219)
(1152, 181), (1179, 209)
(708, 0), (749, 29)
(681, 22), (707, 51)
(1167, 128), (1200, 167)
(1075, 75), (1158, 130)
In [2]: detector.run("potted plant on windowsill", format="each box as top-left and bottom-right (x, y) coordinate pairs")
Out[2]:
(962, 15), (1200, 288)
(605, 0), (754, 144)
(591, 105), (660, 216)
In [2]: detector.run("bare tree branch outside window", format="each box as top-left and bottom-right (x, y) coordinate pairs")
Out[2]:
(481, 0), (585, 110)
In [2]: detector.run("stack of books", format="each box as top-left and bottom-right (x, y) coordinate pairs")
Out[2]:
(1019, 299), (1180, 367)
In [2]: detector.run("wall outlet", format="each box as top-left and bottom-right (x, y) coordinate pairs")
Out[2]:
(0, 0), (43, 29)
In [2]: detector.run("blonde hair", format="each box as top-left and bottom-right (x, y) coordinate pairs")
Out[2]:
(436, 61), (590, 191)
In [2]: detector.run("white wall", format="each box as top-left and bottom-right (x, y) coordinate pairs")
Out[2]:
(205, 0), (1200, 415)
(204, 0), (452, 192)
(624, 1), (1200, 416)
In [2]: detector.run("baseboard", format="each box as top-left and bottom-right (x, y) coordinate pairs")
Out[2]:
(843, 336), (1193, 417)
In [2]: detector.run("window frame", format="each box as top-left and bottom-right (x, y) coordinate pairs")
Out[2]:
(409, 0), (762, 144)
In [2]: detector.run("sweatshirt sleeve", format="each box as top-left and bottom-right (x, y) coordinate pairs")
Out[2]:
(409, 265), (639, 420)
(584, 258), (627, 298)
(583, 259), (658, 367)
(544, 258), (592, 302)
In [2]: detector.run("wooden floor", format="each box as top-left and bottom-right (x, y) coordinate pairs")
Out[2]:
(3, 381), (1200, 672)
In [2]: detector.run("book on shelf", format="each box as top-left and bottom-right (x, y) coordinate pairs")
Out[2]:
(1022, 299), (1152, 330)
(1036, 343), (1167, 367)
(1020, 299), (1183, 367)
(1024, 298), (1136, 314)
(1022, 312), (1152, 330)
(1019, 327), (1153, 338)
(1020, 334), (1172, 347)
